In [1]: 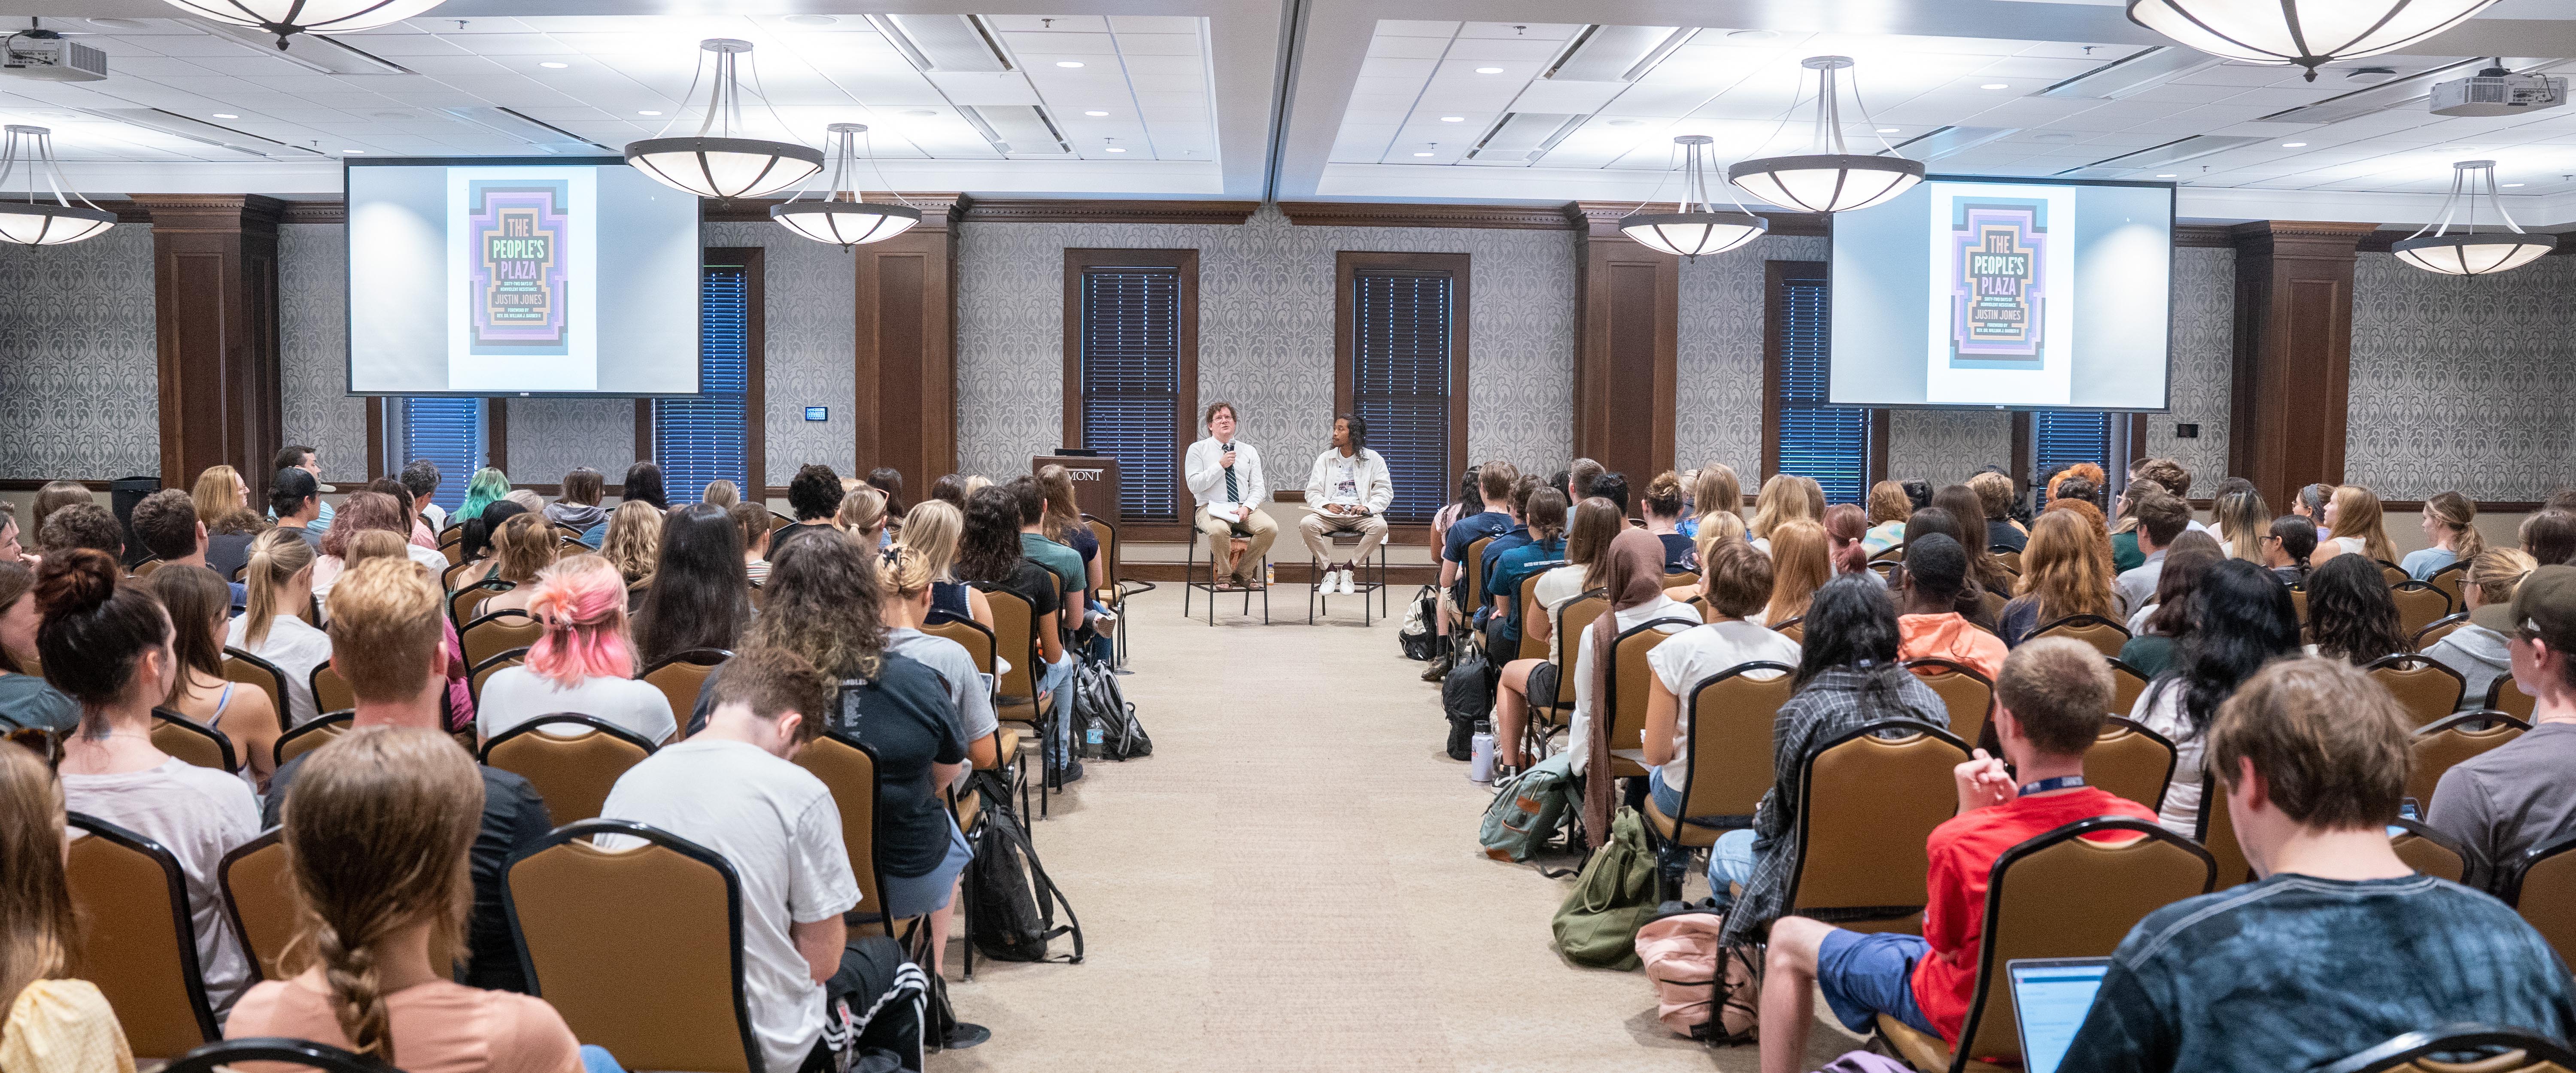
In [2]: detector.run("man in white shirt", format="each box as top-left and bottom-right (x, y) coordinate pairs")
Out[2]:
(1300, 413), (1394, 596)
(1184, 400), (1276, 590)
(598, 646), (929, 1073)
(2118, 491), (2193, 617)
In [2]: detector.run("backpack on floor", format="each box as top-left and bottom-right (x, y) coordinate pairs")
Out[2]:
(1399, 585), (1440, 661)
(1070, 658), (1152, 761)
(1441, 647), (1495, 761)
(1480, 752), (1577, 864)
(963, 771), (1083, 964)
(1551, 806), (1659, 970)
(1635, 908), (1762, 1043)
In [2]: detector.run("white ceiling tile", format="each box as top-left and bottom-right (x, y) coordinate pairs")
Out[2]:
(1375, 21), (1462, 38)
(1443, 39), (1567, 62)
(1003, 31), (1116, 55)
(1127, 73), (1203, 95)
(1108, 16), (1198, 35)
(1368, 36), (1449, 60)
(1458, 22), (1582, 40)
(1510, 79), (1628, 113)
(927, 71), (1040, 106)
(1114, 34), (1201, 57)
(984, 15), (1105, 32)
(1360, 57), (1437, 79)
(1120, 55), (1200, 77)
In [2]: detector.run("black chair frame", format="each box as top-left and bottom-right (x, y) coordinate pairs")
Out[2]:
(153, 708), (239, 773)
(503, 818), (763, 1073)
(2097, 716), (2178, 814)
(1644, 661), (1797, 903)
(2388, 817), (2482, 890)
(2506, 831), (2576, 908)
(273, 711), (356, 770)
(1901, 657), (1998, 753)
(2029, 612), (2130, 640)
(1304, 524), (1393, 625)
(1473, 558), (1566, 653)
(164, 1037), (398, 1073)
(447, 577), (515, 625)
(2412, 612), (2471, 652)
(2316, 1024), (2576, 1073)
(67, 811), (222, 1047)
(919, 615), (1031, 827)
(1182, 522), (1270, 625)
(470, 647), (533, 708)
(216, 826), (285, 982)
(973, 583), (1064, 818)
(639, 646), (735, 683)
(1081, 513), (1153, 667)
(2390, 578), (2454, 614)
(1592, 615), (1705, 784)
(811, 730), (897, 938)
(222, 646), (295, 737)
(478, 713), (660, 762)
(2363, 651), (2469, 705)
(1780, 718), (1971, 928)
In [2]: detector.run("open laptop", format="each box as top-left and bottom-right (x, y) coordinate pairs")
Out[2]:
(2008, 957), (2112, 1073)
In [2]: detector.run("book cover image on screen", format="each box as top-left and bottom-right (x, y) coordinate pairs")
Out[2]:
(1827, 177), (2173, 412)
(345, 160), (701, 397)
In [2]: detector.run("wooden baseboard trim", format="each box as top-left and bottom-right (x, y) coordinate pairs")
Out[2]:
(1121, 562), (1436, 585)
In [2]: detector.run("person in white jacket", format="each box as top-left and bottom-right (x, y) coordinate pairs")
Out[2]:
(1184, 401), (1275, 589)
(1300, 414), (1394, 595)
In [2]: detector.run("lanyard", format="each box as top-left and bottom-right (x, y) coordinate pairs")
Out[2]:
(2019, 775), (2085, 797)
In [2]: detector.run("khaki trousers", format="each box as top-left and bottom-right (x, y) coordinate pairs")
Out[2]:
(1298, 510), (1388, 567)
(1195, 505), (1277, 584)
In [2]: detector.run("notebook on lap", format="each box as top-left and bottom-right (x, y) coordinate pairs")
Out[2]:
(2008, 956), (2111, 1073)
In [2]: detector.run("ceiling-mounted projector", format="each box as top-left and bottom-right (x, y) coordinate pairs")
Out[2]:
(2431, 65), (2566, 116)
(2, 28), (107, 82)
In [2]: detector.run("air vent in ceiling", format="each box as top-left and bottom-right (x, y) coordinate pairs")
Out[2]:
(2254, 57), (2557, 124)
(1467, 112), (1585, 162)
(439, 107), (613, 154)
(2036, 46), (2217, 100)
(79, 107), (325, 156)
(1888, 126), (2017, 161)
(873, 14), (1010, 73)
(962, 105), (1068, 155)
(1545, 25), (1685, 83)
(178, 16), (412, 75)
(2055, 134), (2268, 178)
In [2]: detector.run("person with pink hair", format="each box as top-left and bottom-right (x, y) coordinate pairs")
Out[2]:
(472, 555), (676, 745)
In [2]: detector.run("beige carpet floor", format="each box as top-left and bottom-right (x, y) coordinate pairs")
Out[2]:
(932, 585), (1866, 1072)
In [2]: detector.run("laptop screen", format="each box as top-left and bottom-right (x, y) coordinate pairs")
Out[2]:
(2008, 958), (2111, 1073)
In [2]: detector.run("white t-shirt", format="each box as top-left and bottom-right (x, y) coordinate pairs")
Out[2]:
(1323, 453), (1363, 506)
(477, 667), (677, 745)
(63, 758), (262, 1015)
(597, 739), (860, 1073)
(1530, 564), (1590, 664)
(226, 613), (334, 727)
(1643, 620), (1800, 780)
(1568, 595), (1697, 775)
(310, 546), (449, 606)
(2132, 681), (2201, 838)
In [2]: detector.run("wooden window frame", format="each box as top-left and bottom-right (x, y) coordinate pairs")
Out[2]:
(1333, 250), (1468, 542)
(1760, 259), (1888, 493)
(1061, 248), (1200, 538)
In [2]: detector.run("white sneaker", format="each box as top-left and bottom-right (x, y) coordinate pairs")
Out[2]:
(1339, 570), (1357, 596)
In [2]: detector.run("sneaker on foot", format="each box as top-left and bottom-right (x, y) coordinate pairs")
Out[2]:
(1339, 570), (1357, 595)
(1420, 656), (1451, 682)
(943, 1023), (993, 1049)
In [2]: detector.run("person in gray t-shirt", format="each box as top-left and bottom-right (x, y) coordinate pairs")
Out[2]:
(2427, 564), (2576, 884)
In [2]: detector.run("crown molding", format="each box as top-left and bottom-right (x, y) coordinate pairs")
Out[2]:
(954, 196), (1257, 225)
(2174, 224), (2235, 248)
(1277, 200), (1579, 230)
(701, 194), (965, 228)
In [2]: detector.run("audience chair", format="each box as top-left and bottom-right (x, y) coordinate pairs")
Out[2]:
(470, 647), (530, 708)
(65, 812), (220, 1059)
(1877, 818), (2214, 1073)
(2087, 718), (2177, 813)
(2408, 711), (2529, 809)
(1978, 587), (2010, 623)
(480, 715), (658, 825)
(1528, 591), (1610, 759)
(1868, 560), (1898, 582)
(2487, 674), (2539, 721)
(220, 647), (292, 736)
(1869, 545), (1905, 565)
(923, 616), (999, 679)
(129, 557), (164, 579)
(790, 731), (896, 937)
(639, 648), (732, 724)
(1083, 514), (1152, 664)
(2508, 834), (2576, 970)
(2318, 1025), (2576, 1073)
(1603, 618), (1703, 780)
(1306, 528), (1391, 625)
(1182, 525), (1270, 625)
(441, 557), (485, 593)
(2388, 818), (2476, 888)
(1903, 658), (1996, 755)
(1513, 569), (1563, 662)
(2389, 581), (2453, 639)
(1772, 616), (1804, 644)
(2290, 586), (2310, 625)
(273, 711), (354, 769)
(461, 609), (544, 670)
(2104, 657), (2150, 718)
(505, 820), (764, 1073)
(2413, 612), (2470, 653)
(439, 536), (466, 567)
(1458, 536), (1494, 635)
(165, 1038), (397, 1073)
(1994, 549), (2022, 575)
(151, 709), (238, 773)
(2364, 654), (2468, 728)
(1663, 570), (1700, 593)
(1642, 662), (1796, 902)
(2425, 560), (2471, 612)
(2027, 614), (2129, 660)
(448, 578), (512, 626)
(1783, 719), (1971, 934)
(217, 829), (296, 982)
(2193, 767), (2254, 889)
(2375, 561), (2410, 586)
(309, 661), (355, 717)
(978, 585), (1060, 814)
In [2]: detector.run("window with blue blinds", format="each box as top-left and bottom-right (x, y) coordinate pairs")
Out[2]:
(2032, 410), (2113, 484)
(1352, 272), (1452, 525)
(399, 398), (484, 514)
(1079, 266), (1183, 521)
(1772, 273), (1875, 505)
(654, 261), (751, 499)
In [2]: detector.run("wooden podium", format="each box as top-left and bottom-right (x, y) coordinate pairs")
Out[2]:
(1034, 453), (1120, 520)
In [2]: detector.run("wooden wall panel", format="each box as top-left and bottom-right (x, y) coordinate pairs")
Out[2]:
(2227, 221), (2372, 509)
(1574, 203), (1679, 498)
(853, 207), (957, 505)
(144, 194), (283, 499)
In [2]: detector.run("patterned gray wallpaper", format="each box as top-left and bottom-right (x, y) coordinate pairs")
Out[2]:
(703, 221), (856, 486)
(2154, 246), (2234, 485)
(2348, 251), (2576, 502)
(0, 224), (160, 482)
(1674, 234), (1826, 476)
(279, 222), (369, 483)
(953, 206), (1579, 482)
(1889, 410), (2014, 491)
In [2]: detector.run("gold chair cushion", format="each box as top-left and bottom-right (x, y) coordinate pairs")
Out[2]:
(1640, 795), (1722, 848)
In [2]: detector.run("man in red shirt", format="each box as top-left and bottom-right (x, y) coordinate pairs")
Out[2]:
(1756, 637), (2157, 1073)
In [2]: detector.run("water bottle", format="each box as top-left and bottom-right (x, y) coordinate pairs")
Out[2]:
(1265, 562), (1275, 586)
(1469, 720), (1496, 783)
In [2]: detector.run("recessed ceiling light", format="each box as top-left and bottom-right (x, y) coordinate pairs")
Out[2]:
(1727, 30), (1778, 41)
(539, 61), (568, 69)
(86, 17), (150, 29)
(1606, 118), (1643, 126)
(2281, 141), (2306, 148)
(212, 113), (239, 119)
(2506, 182), (2526, 187)
(2156, 173), (2178, 178)
(1877, 127), (1899, 133)
(782, 14), (836, 26)
(1475, 67), (1504, 74)
(1981, 83), (2009, 90)
(1056, 61), (1084, 68)
(638, 110), (661, 116)
(343, 149), (365, 154)
(1413, 151), (1434, 157)
(1084, 110), (1109, 116)
(1106, 146), (1126, 152)
(1440, 115), (1464, 122)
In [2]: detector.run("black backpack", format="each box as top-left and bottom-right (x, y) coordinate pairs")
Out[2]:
(963, 770), (1083, 963)
(1071, 658), (1152, 761)
(1441, 648), (1495, 761)
(1399, 585), (1441, 661)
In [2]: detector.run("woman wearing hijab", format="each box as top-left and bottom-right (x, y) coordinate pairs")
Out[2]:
(1575, 527), (1698, 848)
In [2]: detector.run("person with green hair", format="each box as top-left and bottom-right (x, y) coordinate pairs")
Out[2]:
(454, 467), (510, 523)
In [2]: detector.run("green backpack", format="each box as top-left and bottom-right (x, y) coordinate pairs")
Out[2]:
(1479, 752), (1576, 864)
(1551, 806), (1659, 970)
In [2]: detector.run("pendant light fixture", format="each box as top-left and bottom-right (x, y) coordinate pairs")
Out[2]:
(770, 124), (922, 246)
(0, 125), (115, 246)
(623, 39), (823, 200)
(153, 0), (450, 45)
(2392, 160), (2556, 276)
(1728, 57), (1925, 214)
(1619, 136), (1768, 258)
(2126, 0), (2503, 81)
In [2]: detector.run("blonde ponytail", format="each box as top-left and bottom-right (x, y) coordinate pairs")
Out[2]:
(243, 528), (316, 649)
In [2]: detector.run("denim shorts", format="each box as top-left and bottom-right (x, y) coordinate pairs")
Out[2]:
(1815, 928), (1938, 1037)
(879, 824), (972, 918)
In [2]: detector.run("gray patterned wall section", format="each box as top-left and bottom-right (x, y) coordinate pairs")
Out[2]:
(2348, 251), (2576, 502)
(954, 206), (1579, 483)
(2154, 246), (2234, 486)
(279, 222), (370, 483)
(0, 225), (159, 482)
(1674, 235), (1826, 476)
(703, 221), (856, 486)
